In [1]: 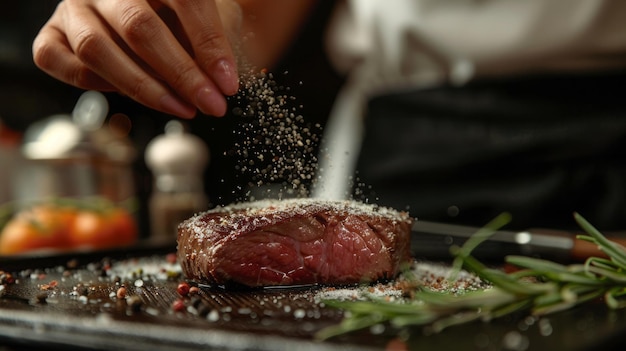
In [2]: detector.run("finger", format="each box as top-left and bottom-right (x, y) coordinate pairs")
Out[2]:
(33, 13), (115, 91)
(60, 0), (197, 118)
(97, 0), (230, 116)
(165, 0), (239, 95)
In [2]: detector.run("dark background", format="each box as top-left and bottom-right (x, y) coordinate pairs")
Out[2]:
(0, 1), (344, 236)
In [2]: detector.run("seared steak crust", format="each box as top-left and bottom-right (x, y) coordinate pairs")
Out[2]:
(177, 199), (413, 287)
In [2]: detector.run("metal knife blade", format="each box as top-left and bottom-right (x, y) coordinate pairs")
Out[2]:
(410, 220), (598, 263)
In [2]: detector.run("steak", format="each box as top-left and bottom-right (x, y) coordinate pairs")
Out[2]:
(177, 199), (413, 287)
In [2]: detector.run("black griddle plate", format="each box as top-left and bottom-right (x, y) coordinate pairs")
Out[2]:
(1, 244), (626, 351)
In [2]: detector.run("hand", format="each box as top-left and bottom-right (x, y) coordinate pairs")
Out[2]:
(33, 0), (241, 118)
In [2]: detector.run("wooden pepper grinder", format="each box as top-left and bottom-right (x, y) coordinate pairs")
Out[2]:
(145, 121), (208, 243)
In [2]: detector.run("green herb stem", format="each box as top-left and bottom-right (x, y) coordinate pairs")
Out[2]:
(317, 212), (626, 340)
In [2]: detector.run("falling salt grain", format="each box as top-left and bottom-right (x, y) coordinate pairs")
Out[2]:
(232, 61), (321, 199)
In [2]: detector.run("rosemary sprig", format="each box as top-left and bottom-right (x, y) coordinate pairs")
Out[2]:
(316, 212), (626, 340)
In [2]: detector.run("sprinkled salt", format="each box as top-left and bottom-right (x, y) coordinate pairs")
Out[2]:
(238, 307), (252, 315)
(145, 307), (160, 316)
(207, 309), (220, 322)
(231, 61), (322, 199)
(293, 308), (306, 319)
(310, 261), (490, 305)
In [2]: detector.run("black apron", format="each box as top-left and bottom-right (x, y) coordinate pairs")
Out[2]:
(355, 71), (626, 231)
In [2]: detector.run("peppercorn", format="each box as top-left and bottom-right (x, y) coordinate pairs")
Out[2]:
(197, 304), (210, 317)
(172, 299), (186, 312)
(0, 271), (15, 285)
(126, 295), (142, 313)
(35, 292), (48, 304)
(76, 285), (89, 297)
(177, 282), (190, 297)
(116, 286), (127, 299)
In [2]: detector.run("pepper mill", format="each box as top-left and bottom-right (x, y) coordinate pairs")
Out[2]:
(145, 121), (209, 242)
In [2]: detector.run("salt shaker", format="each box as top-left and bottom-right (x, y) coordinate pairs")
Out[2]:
(145, 121), (209, 242)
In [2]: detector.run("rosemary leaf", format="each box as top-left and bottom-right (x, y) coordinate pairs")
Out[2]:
(322, 300), (411, 316)
(415, 288), (516, 310)
(428, 311), (484, 333)
(532, 299), (578, 316)
(488, 298), (533, 320)
(574, 212), (626, 269)
(451, 212), (512, 276)
(390, 311), (440, 328)
(575, 289), (606, 305)
(506, 256), (570, 273)
(455, 253), (546, 295)
(315, 313), (387, 341)
(544, 271), (606, 285)
(532, 289), (567, 307)
(605, 287), (626, 309)
(586, 265), (626, 284)
(586, 257), (620, 271)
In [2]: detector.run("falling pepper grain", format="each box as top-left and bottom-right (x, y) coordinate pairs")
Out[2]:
(231, 60), (322, 199)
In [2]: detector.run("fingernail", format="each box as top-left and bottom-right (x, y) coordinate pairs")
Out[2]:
(196, 86), (227, 117)
(159, 94), (196, 118)
(212, 60), (239, 96)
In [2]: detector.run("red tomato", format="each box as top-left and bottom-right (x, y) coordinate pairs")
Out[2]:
(0, 202), (138, 254)
(69, 210), (113, 249)
(69, 208), (138, 250)
(0, 205), (75, 255)
(108, 208), (139, 247)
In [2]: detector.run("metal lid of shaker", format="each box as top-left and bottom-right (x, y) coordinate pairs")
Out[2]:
(22, 90), (109, 160)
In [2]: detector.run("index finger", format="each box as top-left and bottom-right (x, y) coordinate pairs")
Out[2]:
(96, 0), (231, 116)
(166, 0), (240, 96)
